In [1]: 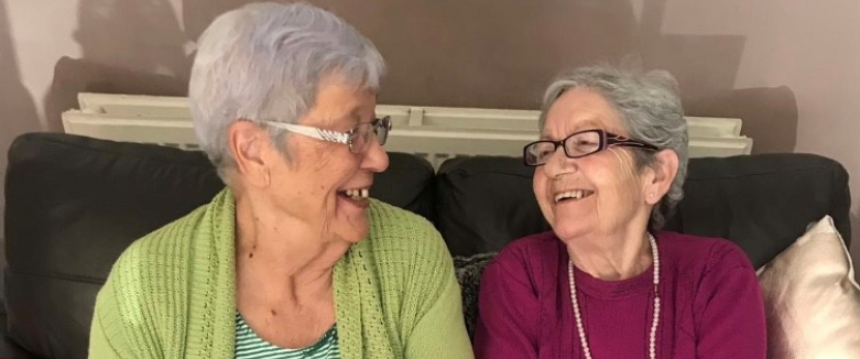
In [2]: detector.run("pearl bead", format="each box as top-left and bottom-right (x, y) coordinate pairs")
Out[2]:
(569, 233), (659, 359)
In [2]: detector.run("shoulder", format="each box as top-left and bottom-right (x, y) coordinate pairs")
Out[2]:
(657, 231), (759, 309)
(482, 231), (561, 289)
(659, 233), (766, 335)
(359, 201), (462, 321)
(494, 231), (560, 268)
(111, 205), (206, 280)
(98, 204), (209, 316)
(656, 231), (753, 274)
(93, 204), (210, 349)
(368, 199), (438, 238)
(363, 200), (452, 275)
(366, 200), (446, 256)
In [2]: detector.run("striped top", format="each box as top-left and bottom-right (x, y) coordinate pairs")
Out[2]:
(234, 312), (340, 359)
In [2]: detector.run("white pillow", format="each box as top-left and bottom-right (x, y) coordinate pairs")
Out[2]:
(757, 216), (860, 359)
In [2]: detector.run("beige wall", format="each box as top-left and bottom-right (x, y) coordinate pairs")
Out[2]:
(1, 0), (858, 275)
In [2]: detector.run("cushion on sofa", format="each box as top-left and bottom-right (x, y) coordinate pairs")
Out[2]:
(453, 252), (497, 339)
(434, 154), (851, 268)
(3, 133), (434, 359)
(758, 216), (860, 357)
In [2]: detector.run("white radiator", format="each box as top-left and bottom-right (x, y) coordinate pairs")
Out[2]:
(66, 93), (753, 168)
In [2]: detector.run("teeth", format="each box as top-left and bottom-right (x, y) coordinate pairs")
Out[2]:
(554, 190), (591, 203)
(343, 188), (370, 199)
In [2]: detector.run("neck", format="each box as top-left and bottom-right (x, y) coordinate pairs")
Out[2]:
(234, 191), (350, 303)
(565, 225), (654, 281)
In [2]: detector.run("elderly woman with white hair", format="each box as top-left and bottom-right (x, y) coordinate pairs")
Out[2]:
(88, 3), (473, 359)
(473, 65), (766, 358)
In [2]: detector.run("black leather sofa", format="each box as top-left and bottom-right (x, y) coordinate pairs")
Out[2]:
(3, 133), (852, 359)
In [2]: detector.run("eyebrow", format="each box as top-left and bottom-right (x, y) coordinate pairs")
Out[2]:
(575, 118), (604, 131)
(540, 118), (605, 140)
(323, 109), (362, 131)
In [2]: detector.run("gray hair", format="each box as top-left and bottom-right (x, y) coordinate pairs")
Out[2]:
(540, 65), (689, 229)
(189, 2), (386, 182)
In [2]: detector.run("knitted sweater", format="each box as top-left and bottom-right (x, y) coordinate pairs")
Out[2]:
(473, 231), (766, 359)
(88, 189), (474, 359)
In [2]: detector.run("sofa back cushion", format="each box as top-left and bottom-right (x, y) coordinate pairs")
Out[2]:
(435, 157), (549, 257)
(435, 154), (852, 268)
(3, 133), (433, 359)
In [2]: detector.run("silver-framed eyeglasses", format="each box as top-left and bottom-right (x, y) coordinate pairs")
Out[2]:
(265, 116), (391, 154)
(523, 129), (659, 166)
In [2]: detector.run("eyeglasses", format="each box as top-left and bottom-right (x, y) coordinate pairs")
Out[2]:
(523, 129), (658, 166)
(264, 116), (391, 154)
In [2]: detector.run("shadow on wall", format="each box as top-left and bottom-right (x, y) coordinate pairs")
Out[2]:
(43, 0), (192, 131)
(0, 0), (40, 155)
(638, 0), (798, 154)
(0, 0), (40, 305)
(698, 86), (798, 154)
(71, 0), (800, 155)
(182, 0), (798, 154)
(0, 1), (40, 149)
(182, 0), (239, 44)
(314, 0), (640, 109)
(181, 0), (642, 109)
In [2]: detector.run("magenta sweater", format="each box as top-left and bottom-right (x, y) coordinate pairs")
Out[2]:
(473, 231), (766, 359)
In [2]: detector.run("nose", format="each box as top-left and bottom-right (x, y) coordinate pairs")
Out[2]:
(361, 137), (389, 173)
(543, 145), (575, 177)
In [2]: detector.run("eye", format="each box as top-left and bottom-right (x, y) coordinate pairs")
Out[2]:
(531, 144), (557, 161)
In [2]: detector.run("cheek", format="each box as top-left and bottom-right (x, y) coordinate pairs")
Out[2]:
(593, 152), (644, 213)
(305, 150), (354, 195)
(532, 169), (554, 222)
(273, 151), (342, 213)
(305, 159), (335, 197)
(533, 170), (546, 198)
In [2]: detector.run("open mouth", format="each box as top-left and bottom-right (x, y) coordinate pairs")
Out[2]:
(554, 190), (595, 203)
(337, 187), (371, 204)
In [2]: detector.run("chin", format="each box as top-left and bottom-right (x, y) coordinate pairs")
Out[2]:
(550, 221), (595, 242)
(345, 228), (368, 243)
(329, 199), (371, 243)
(334, 217), (369, 243)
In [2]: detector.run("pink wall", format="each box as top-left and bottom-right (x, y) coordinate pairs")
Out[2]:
(1, 0), (858, 274)
(655, 1), (860, 272)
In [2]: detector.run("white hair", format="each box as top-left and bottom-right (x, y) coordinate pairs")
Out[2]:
(540, 65), (689, 229)
(189, 2), (386, 182)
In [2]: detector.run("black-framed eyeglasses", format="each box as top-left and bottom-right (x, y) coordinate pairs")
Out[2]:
(523, 129), (659, 166)
(265, 116), (392, 154)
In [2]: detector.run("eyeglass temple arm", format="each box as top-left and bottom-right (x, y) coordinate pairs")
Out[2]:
(612, 139), (659, 151)
(268, 122), (350, 144)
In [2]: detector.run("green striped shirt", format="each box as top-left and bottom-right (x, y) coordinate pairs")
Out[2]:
(234, 313), (340, 359)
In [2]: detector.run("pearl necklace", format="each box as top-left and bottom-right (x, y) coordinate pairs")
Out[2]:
(568, 233), (660, 359)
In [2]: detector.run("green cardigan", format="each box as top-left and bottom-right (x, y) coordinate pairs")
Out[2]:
(89, 189), (474, 359)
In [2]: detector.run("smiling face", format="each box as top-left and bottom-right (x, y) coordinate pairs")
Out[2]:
(533, 87), (654, 242)
(252, 75), (389, 244)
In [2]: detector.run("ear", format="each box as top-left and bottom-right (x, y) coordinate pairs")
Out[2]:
(644, 149), (680, 206)
(227, 120), (272, 187)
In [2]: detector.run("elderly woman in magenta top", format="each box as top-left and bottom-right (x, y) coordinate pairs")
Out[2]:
(473, 66), (766, 359)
